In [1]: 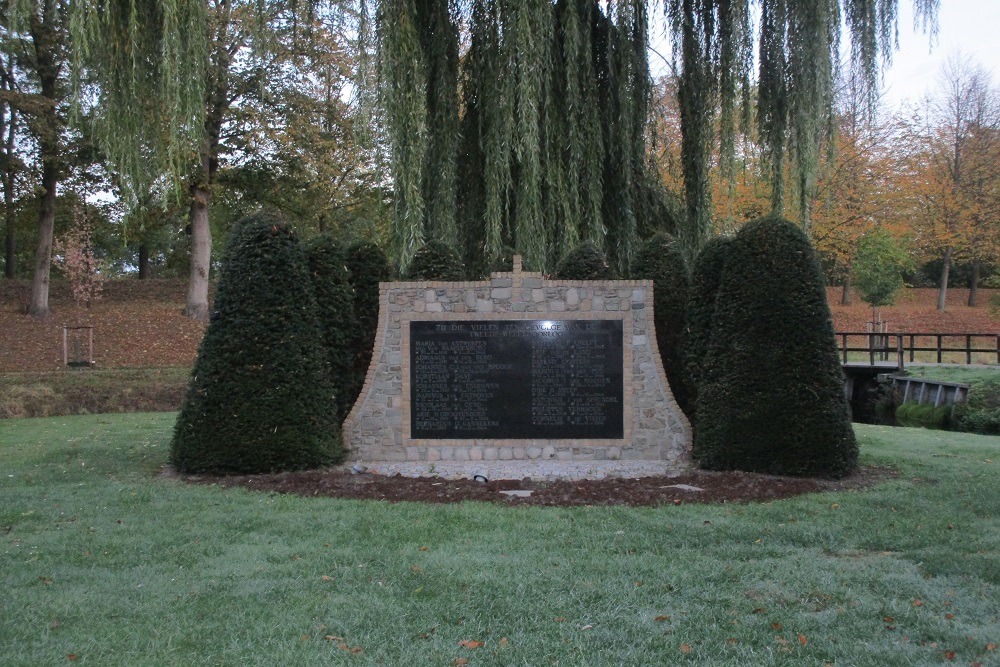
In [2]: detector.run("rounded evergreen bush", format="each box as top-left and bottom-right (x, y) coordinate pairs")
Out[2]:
(694, 216), (857, 478)
(344, 240), (393, 405)
(304, 233), (359, 422)
(171, 213), (341, 474)
(553, 240), (612, 280)
(684, 236), (733, 397)
(955, 376), (1000, 435)
(344, 240), (392, 337)
(490, 245), (518, 274)
(632, 232), (693, 416)
(406, 239), (466, 281)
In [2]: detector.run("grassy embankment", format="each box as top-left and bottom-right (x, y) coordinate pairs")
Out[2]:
(1, 414), (998, 665)
(0, 368), (190, 419)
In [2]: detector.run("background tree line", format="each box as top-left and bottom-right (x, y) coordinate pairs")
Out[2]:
(651, 51), (1000, 311)
(8, 0), (995, 321)
(1, 0), (388, 320)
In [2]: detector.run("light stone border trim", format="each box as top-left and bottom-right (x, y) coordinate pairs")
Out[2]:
(399, 310), (634, 447)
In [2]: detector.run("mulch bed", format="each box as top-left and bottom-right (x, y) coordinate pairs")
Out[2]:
(176, 465), (897, 507)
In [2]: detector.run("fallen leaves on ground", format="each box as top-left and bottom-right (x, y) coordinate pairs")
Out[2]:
(0, 280), (207, 372)
(458, 640), (483, 649)
(3, 281), (996, 373)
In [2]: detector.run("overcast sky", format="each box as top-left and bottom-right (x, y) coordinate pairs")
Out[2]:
(647, 1), (1000, 112)
(882, 0), (1000, 109)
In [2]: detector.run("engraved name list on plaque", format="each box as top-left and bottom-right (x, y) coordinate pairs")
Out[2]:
(408, 319), (624, 440)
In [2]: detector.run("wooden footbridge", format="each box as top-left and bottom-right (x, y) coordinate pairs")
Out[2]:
(836, 331), (1000, 370)
(835, 331), (998, 422)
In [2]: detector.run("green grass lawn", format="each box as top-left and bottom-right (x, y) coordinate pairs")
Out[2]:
(2, 415), (999, 666)
(906, 364), (1000, 387)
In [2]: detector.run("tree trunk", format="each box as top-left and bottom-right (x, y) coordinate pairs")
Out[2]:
(183, 185), (212, 321)
(4, 225), (12, 279)
(138, 243), (149, 279)
(840, 272), (852, 305)
(181, 0), (230, 321)
(2, 65), (14, 279)
(28, 160), (57, 316)
(936, 246), (952, 312)
(27, 5), (62, 317)
(968, 258), (980, 307)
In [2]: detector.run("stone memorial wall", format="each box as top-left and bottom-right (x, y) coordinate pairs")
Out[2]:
(343, 258), (692, 468)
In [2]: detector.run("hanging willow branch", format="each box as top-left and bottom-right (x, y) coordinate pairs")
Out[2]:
(668, 0), (940, 252)
(422, 0), (654, 275)
(511, 0), (551, 271)
(375, 0), (428, 270)
(415, 0), (459, 243)
(562, 0), (604, 247)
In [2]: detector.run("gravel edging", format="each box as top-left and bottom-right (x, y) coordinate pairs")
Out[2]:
(346, 460), (689, 481)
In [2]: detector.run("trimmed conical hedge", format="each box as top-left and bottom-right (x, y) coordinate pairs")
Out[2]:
(344, 240), (392, 407)
(632, 232), (693, 416)
(684, 236), (733, 403)
(304, 233), (358, 422)
(406, 239), (466, 281)
(171, 213), (341, 474)
(694, 216), (857, 478)
(554, 240), (612, 280)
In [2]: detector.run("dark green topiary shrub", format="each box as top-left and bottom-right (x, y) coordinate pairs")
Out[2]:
(684, 237), (733, 404)
(955, 376), (1000, 435)
(304, 233), (359, 422)
(344, 240), (392, 406)
(632, 232), (694, 416)
(694, 216), (857, 478)
(553, 240), (612, 280)
(171, 213), (341, 474)
(406, 239), (466, 281)
(489, 246), (518, 274)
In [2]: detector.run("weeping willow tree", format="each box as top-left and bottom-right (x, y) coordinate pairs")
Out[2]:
(368, 0), (938, 273)
(11, 0), (938, 287)
(7, 0), (207, 197)
(368, 0), (667, 275)
(665, 0), (940, 257)
(4, 0), (204, 317)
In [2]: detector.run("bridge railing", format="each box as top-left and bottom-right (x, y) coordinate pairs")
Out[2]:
(835, 332), (1000, 368)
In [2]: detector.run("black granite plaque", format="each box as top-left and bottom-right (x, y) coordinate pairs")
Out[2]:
(409, 320), (624, 439)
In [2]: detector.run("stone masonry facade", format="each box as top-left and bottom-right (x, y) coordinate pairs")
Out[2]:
(342, 258), (692, 468)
